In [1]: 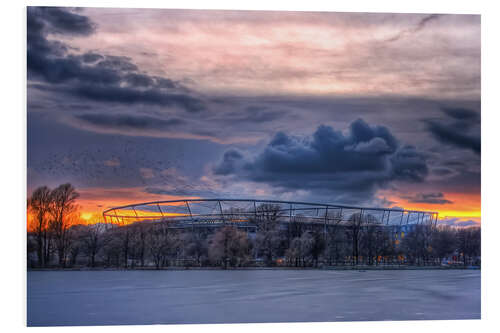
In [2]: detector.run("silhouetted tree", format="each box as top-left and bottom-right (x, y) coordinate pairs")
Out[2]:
(310, 230), (325, 267)
(346, 212), (367, 265)
(48, 183), (79, 267)
(102, 229), (122, 267)
(457, 227), (481, 266)
(28, 186), (52, 267)
(146, 224), (179, 269)
(81, 221), (109, 267)
(431, 225), (457, 264)
(323, 211), (345, 265)
(130, 223), (148, 267)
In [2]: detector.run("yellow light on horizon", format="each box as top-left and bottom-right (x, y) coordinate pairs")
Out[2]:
(437, 210), (481, 219)
(80, 212), (93, 221)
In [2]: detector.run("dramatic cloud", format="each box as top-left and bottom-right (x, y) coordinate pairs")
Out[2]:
(213, 149), (245, 175)
(402, 192), (453, 205)
(27, 7), (205, 112)
(390, 145), (429, 182)
(424, 107), (480, 154)
(441, 107), (480, 121)
(214, 119), (428, 204)
(425, 121), (480, 153)
(224, 106), (288, 124)
(26, 7), (480, 218)
(74, 113), (184, 131)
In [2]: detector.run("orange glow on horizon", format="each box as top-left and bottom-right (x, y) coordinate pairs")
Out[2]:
(381, 190), (480, 222)
(27, 187), (201, 229)
(28, 186), (481, 228)
(75, 186), (200, 220)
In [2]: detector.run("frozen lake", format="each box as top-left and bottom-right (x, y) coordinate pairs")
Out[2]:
(27, 269), (480, 326)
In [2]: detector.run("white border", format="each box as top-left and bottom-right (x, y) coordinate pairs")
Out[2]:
(2, 1), (499, 332)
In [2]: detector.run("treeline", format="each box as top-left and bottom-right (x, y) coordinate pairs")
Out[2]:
(27, 185), (481, 269)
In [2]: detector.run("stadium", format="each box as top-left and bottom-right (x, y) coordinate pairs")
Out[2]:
(102, 198), (438, 233)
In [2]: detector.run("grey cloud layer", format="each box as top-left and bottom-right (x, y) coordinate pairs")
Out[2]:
(80, 9), (480, 99)
(74, 114), (185, 131)
(402, 192), (453, 205)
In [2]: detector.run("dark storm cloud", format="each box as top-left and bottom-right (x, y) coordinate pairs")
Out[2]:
(425, 121), (480, 153)
(214, 119), (429, 204)
(68, 84), (204, 111)
(376, 197), (396, 208)
(81, 52), (103, 63)
(213, 149), (244, 175)
(27, 7), (205, 112)
(431, 166), (456, 176)
(75, 114), (185, 131)
(390, 145), (429, 182)
(240, 106), (287, 123)
(441, 107), (480, 121)
(403, 192), (453, 205)
(34, 6), (96, 35)
(424, 107), (480, 154)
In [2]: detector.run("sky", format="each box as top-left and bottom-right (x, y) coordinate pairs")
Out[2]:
(27, 7), (481, 226)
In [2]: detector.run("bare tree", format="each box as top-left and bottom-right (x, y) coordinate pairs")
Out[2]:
(323, 211), (345, 265)
(81, 219), (109, 267)
(285, 237), (302, 267)
(147, 224), (179, 269)
(27, 234), (38, 268)
(148, 227), (166, 269)
(255, 203), (283, 227)
(401, 224), (426, 265)
(309, 230), (325, 267)
(67, 224), (86, 267)
(48, 183), (79, 267)
(28, 186), (52, 267)
(431, 225), (456, 265)
(130, 223), (148, 267)
(208, 226), (250, 268)
(255, 226), (283, 266)
(102, 229), (122, 267)
(457, 227), (481, 266)
(248, 204), (285, 265)
(181, 230), (208, 266)
(346, 212), (367, 265)
(111, 218), (136, 268)
(285, 231), (315, 267)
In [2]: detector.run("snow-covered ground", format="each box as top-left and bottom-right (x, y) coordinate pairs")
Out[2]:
(27, 269), (480, 326)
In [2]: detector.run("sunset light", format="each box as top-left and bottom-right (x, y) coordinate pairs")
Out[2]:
(25, 5), (482, 327)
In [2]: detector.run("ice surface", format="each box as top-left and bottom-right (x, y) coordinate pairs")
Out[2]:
(27, 269), (480, 326)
